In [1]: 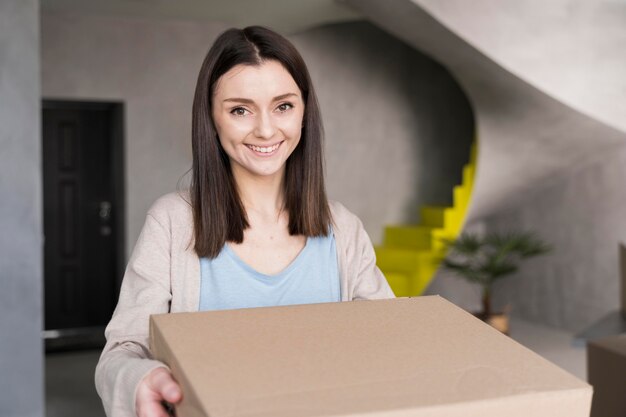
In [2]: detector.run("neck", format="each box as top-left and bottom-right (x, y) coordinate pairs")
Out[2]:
(232, 165), (286, 221)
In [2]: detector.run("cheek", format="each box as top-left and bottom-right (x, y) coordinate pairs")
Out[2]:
(214, 115), (251, 144)
(281, 113), (305, 138)
(282, 122), (302, 137)
(217, 135), (229, 152)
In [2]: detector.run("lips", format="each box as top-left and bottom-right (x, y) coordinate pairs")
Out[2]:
(245, 141), (284, 155)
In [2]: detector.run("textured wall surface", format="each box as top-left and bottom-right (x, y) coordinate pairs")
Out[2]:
(487, 144), (626, 332)
(40, 0), (363, 35)
(346, 0), (626, 331)
(0, 1), (44, 416)
(413, 0), (626, 135)
(41, 14), (474, 250)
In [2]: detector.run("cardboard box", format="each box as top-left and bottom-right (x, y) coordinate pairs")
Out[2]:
(587, 334), (626, 417)
(150, 296), (591, 417)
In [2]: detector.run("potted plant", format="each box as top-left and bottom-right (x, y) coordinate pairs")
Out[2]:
(441, 231), (551, 334)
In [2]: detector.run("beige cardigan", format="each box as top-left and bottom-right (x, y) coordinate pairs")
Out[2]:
(95, 192), (395, 417)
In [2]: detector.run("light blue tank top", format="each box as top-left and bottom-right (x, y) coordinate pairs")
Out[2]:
(198, 230), (340, 311)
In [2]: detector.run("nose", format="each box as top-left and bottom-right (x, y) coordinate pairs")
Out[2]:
(253, 110), (276, 140)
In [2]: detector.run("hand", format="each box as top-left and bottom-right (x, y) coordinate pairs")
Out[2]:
(136, 367), (183, 417)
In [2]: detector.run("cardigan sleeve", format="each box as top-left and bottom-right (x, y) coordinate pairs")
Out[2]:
(95, 208), (174, 417)
(330, 200), (395, 300)
(351, 215), (396, 300)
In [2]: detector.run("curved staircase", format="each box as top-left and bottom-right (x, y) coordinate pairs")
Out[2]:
(375, 144), (476, 297)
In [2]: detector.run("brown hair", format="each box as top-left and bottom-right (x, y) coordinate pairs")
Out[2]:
(190, 26), (331, 258)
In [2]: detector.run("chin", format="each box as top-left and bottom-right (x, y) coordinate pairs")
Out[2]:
(235, 161), (286, 179)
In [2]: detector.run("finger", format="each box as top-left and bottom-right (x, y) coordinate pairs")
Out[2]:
(150, 368), (183, 404)
(139, 399), (171, 417)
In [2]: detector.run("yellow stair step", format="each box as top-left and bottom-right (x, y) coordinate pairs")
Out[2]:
(375, 247), (424, 274)
(383, 226), (434, 250)
(431, 227), (460, 251)
(375, 247), (443, 274)
(420, 206), (447, 228)
(462, 164), (475, 188)
(421, 206), (463, 230)
(383, 272), (411, 297)
(410, 270), (436, 296)
(376, 249), (444, 296)
(453, 184), (470, 210)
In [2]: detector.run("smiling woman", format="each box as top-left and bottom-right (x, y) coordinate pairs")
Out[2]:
(94, 26), (395, 417)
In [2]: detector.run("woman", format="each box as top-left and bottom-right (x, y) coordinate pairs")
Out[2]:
(95, 26), (394, 417)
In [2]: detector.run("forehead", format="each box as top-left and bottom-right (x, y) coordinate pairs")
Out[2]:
(213, 60), (301, 100)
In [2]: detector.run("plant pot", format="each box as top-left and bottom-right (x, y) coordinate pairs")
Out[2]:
(473, 312), (509, 335)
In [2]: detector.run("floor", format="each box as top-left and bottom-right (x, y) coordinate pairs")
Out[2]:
(508, 317), (587, 380)
(46, 349), (106, 417)
(45, 317), (587, 417)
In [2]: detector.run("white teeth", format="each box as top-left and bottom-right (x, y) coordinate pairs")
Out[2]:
(247, 142), (281, 153)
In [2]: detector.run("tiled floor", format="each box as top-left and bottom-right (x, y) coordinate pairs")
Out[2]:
(46, 349), (106, 417)
(509, 316), (587, 380)
(45, 317), (588, 417)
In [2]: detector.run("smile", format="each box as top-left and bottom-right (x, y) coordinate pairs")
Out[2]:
(245, 141), (283, 155)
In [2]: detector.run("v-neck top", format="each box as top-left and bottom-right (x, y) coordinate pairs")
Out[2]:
(198, 229), (340, 311)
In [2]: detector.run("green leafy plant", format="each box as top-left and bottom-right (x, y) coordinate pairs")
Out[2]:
(442, 231), (551, 318)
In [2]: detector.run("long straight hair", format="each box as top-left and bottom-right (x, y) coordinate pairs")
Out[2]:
(190, 26), (331, 258)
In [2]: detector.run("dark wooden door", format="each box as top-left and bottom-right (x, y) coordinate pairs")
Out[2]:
(43, 101), (124, 337)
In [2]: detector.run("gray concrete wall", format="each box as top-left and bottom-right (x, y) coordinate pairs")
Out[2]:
(0, 1), (44, 416)
(412, 0), (626, 136)
(41, 14), (474, 250)
(486, 144), (626, 332)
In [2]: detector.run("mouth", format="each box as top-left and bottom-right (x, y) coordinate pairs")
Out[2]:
(245, 141), (284, 156)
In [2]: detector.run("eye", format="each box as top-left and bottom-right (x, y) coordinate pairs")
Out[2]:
(277, 102), (294, 113)
(230, 107), (249, 117)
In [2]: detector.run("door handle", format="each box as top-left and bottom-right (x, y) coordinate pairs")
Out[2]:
(99, 201), (111, 220)
(99, 201), (112, 236)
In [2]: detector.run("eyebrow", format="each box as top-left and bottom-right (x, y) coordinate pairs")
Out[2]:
(223, 93), (299, 104)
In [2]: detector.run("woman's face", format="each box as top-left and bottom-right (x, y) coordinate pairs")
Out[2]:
(211, 60), (305, 181)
